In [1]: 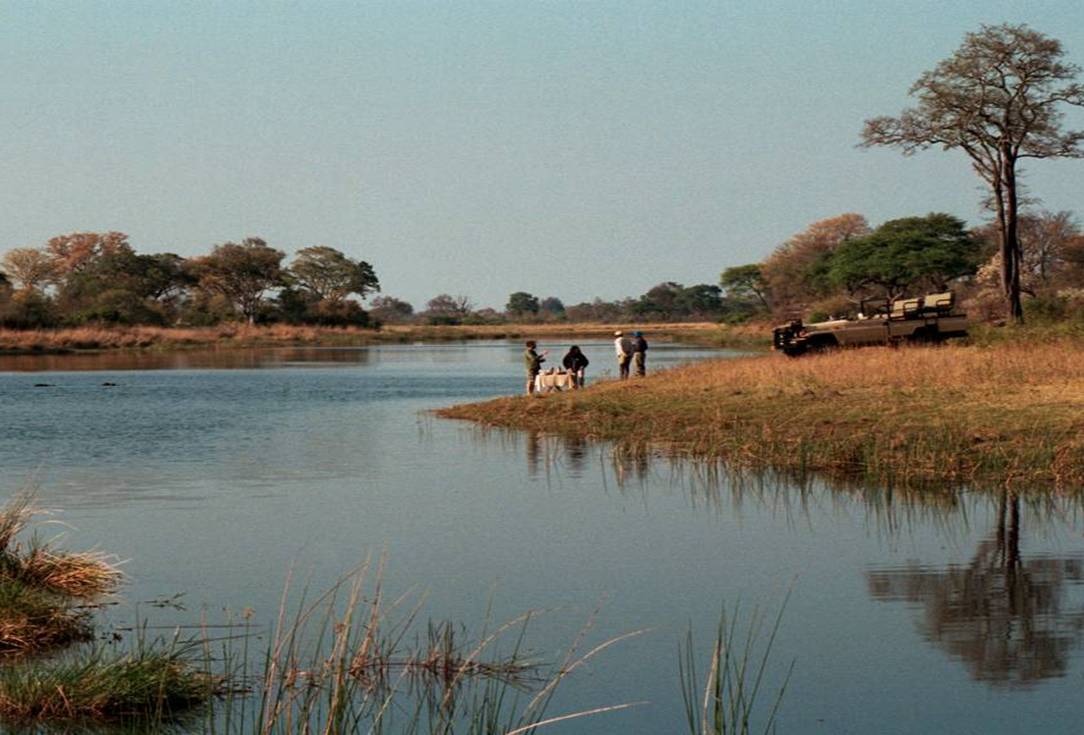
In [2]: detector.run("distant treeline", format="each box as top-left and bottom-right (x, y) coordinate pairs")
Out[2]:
(4, 212), (1084, 331)
(402, 284), (760, 326)
(0, 233), (755, 330)
(720, 211), (1084, 324)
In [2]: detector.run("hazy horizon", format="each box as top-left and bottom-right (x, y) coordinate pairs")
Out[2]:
(3, 1), (1083, 310)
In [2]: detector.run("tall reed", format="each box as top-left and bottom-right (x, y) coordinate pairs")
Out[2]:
(679, 600), (793, 735)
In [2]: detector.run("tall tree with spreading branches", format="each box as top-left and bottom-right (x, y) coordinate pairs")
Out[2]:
(194, 238), (287, 324)
(861, 23), (1084, 321)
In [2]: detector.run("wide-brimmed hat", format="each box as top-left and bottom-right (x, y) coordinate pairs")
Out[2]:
(614, 330), (623, 336)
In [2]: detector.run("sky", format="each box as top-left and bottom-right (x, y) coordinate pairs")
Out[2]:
(2, 1), (1083, 309)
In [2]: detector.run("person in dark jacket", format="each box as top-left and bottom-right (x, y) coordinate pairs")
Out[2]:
(632, 331), (648, 376)
(523, 341), (547, 394)
(562, 345), (590, 388)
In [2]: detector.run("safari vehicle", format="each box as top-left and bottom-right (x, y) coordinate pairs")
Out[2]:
(772, 291), (968, 357)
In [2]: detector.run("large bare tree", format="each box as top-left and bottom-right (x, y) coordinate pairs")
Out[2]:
(862, 24), (1084, 321)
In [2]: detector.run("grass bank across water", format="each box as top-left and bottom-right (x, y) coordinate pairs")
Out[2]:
(438, 341), (1084, 490)
(0, 321), (759, 354)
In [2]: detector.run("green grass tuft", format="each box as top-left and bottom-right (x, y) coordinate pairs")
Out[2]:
(0, 578), (92, 654)
(0, 642), (214, 725)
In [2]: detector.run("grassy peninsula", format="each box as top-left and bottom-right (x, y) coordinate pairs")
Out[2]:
(438, 339), (1084, 490)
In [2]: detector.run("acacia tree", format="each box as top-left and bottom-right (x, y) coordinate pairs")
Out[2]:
(828, 213), (980, 299)
(194, 238), (287, 324)
(289, 246), (379, 302)
(862, 24), (1084, 321)
(720, 264), (770, 310)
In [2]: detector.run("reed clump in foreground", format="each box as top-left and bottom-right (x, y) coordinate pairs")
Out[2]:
(438, 341), (1084, 490)
(0, 495), (120, 654)
(0, 493), (215, 727)
(0, 495), (122, 599)
(0, 641), (214, 724)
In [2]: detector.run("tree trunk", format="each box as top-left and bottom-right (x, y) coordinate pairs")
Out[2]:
(1001, 155), (1025, 322)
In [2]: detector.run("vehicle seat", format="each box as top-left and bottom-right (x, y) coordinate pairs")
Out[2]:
(890, 298), (921, 320)
(922, 292), (954, 314)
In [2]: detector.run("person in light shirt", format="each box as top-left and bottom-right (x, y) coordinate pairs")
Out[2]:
(613, 330), (633, 380)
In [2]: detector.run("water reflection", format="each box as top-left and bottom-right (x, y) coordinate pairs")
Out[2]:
(0, 347), (373, 372)
(868, 491), (1084, 688)
(468, 425), (1084, 690)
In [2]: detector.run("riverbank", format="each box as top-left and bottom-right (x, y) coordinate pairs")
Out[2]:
(438, 340), (1084, 490)
(0, 321), (765, 354)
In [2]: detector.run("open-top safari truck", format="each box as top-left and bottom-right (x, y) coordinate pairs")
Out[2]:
(772, 291), (968, 357)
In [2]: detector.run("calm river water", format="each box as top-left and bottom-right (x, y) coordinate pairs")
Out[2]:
(2, 340), (1084, 733)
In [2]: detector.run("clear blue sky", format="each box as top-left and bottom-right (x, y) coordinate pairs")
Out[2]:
(2, 1), (1082, 309)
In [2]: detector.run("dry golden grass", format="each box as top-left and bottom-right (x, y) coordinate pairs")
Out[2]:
(0, 495), (122, 599)
(0, 324), (375, 352)
(0, 321), (738, 353)
(13, 547), (123, 599)
(439, 341), (1084, 490)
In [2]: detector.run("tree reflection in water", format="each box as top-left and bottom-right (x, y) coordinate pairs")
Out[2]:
(868, 491), (1084, 688)
(471, 424), (1084, 689)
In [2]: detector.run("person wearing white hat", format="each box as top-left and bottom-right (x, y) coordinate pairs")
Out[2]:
(614, 330), (633, 380)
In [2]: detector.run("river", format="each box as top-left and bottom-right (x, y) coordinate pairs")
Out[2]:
(2, 340), (1083, 733)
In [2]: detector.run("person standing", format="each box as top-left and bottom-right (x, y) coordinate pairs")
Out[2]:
(614, 330), (633, 380)
(632, 331), (648, 376)
(562, 345), (590, 388)
(523, 341), (546, 394)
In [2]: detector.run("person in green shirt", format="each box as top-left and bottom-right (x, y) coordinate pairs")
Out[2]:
(523, 341), (548, 394)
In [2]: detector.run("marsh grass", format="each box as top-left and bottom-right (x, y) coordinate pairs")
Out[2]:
(0, 578), (93, 654)
(0, 495), (119, 654)
(0, 634), (216, 726)
(439, 341), (1084, 490)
